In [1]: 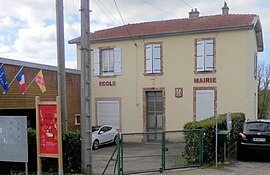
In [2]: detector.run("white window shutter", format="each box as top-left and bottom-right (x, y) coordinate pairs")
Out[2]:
(97, 100), (120, 130)
(204, 40), (214, 71)
(196, 40), (204, 71)
(114, 48), (122, 75)
(145, 44), (153, 73)
(93, 49), (100, 76)
(196, 90), (214, 121)
(153, 44), (161, 73)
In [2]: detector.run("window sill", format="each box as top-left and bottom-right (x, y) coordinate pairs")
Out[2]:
(97, 75), (118, 78)
(144, 72), (164, 76)
(194, 70), (216, 74)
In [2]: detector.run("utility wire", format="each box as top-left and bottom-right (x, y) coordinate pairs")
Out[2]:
(179, 0), (205, 16)
(142, 0), (179, 18)
(113, 0), (127, 26)
(113, 0), (137, 46)
(95, 0), (117, 23)
(72, 0), (81, 33)
(180, 0), (193, 9)
(96, 0), (120, 23)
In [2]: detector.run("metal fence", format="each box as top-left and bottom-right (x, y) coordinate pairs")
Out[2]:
(115, 129), (204, 175)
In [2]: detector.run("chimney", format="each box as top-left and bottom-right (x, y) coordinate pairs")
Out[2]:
(222, 2), (229, 15)
(189, 8), (200, 18)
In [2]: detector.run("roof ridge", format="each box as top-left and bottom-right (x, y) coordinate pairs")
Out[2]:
(93, 13), (257, 34)
(68, 13), (259, 44)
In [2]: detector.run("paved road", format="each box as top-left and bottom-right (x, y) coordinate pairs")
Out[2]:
(93, 145), (270, 175)
(146, 161), (270, 175)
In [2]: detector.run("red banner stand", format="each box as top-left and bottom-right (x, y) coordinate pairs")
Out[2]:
(35, 96), (63, 175)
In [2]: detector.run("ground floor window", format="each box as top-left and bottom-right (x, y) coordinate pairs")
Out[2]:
(74, 114), (80, 126)
(194, 87), (217, 121)
(96, 99), (121, 130)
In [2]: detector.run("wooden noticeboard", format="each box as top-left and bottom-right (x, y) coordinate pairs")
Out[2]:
(35, 96), (63, 175)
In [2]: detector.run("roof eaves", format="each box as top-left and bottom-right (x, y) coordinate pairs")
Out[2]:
(252, 16), (264, 52)
(0, 57), (81, 74)
(68, 37), (81, 44)
(90, 24), (254, 44)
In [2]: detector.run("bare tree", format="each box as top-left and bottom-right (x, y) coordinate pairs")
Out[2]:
(257, 61), (270, 119)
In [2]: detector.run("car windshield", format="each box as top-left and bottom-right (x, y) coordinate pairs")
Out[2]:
(244, 122), (270, 132)
(92, 126), (101, 132)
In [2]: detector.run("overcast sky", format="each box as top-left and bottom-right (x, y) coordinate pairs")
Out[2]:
(0, 0), (269, 69)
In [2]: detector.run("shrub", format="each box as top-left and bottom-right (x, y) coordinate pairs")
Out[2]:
(183, 113), (245, 164)
(63, 130), (81, 173)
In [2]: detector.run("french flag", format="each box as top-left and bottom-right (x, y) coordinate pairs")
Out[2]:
(16, 68), (26, 94)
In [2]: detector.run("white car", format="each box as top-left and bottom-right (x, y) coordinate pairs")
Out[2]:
(92, 125), (118, 150)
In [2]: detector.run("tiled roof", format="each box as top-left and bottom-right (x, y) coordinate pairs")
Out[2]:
(69, 14), (258, 44)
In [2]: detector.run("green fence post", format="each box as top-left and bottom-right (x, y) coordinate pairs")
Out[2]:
(121, 134), (124, 175)
(199, 129), (204, 166)
(117, 133), (121, 175)
(162, 131), (165, 172)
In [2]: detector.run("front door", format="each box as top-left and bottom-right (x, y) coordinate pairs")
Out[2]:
(146, 91), (164, 142)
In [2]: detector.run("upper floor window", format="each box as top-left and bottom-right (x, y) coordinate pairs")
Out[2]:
(145, 43), (162, 74)
(93, 48), (121, 77)
(195, 39), (215, 72)
(254, 52), (258, 79)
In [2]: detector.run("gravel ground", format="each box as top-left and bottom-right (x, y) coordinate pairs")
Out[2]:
(93, 144), (270, 175)
(145, 161), (270, 175)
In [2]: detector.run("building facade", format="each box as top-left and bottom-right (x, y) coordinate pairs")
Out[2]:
(70, 4), (263, 137)
(0, 58), (81, 130)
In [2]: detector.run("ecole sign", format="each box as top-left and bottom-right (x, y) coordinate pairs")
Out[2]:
(194, 77), (216, 83)
(99, 81), (116, 87)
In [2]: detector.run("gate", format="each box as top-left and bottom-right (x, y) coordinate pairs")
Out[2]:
(113, 129), (204, 175)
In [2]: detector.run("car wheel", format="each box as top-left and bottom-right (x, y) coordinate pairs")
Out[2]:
(93, 140), (99, 150)
(113, 135), (118, 145)
(237, 142), (244, 161)
(237, 150), (243, 160)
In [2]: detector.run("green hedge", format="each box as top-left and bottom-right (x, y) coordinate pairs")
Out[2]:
(0, 128), (81, 174)
(183, 113), (245, 164)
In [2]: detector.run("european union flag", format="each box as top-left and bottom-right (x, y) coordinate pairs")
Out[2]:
(0, 65), (9, 93)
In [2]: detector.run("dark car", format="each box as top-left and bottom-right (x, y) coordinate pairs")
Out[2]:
(237, 120), (270, 161)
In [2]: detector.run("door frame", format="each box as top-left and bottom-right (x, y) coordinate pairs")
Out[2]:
(143, 88), (166, 142)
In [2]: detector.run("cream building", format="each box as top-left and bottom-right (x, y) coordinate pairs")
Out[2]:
(70, 4), (263, 140)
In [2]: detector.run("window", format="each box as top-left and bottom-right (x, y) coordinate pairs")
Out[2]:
(254, 52), (258, 79)
(244, 122), (270, 132)
(74, 114), (80, 126)
(101, 49), (114, 75)
(93, 48), (121, 76)
(96, 99), (121, 130)
(100, 126), (112, 133)
(145, 43), (162, 74)
(194, 89), (216, 121)
(195, 39), (214, 72)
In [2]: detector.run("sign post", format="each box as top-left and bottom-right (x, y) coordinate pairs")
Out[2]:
(36, 96), (63, 175)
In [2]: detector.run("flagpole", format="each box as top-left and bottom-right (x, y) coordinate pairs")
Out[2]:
(0, 64), (8, 94)
(8, 66), (24, 88)
(24, 69), (41, 94)
(0, 64), (4, 94)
